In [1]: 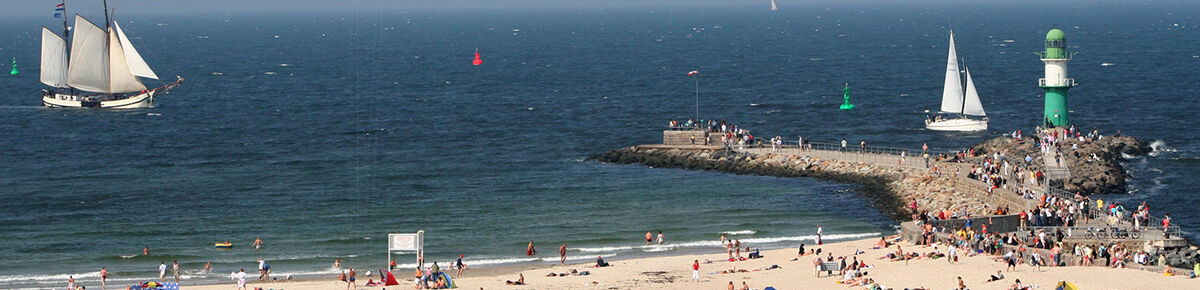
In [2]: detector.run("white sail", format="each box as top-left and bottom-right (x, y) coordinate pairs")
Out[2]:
(114, 21), (158, 80)
(962, 67), (986, 117)
(107, 26), (148, 93)
(67, 15), (112, 93)
(939, 31), (963, 114)
(770, 0), (778, 10)
(66, 15), (147, 94)
(40, 27), (69, 88)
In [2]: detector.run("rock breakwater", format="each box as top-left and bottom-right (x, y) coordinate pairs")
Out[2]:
(588, 146), (996, 221)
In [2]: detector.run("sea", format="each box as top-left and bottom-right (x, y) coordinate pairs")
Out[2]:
(1, 1), (1198, 288)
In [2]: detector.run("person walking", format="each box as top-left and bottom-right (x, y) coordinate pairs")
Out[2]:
(100, 266), (108, 288)
(692, 260), (701, 282)
(816, 225), (823, 245)
(559, 244), (568, 265)
(645, 231), (653, 245)
(158, 261), (167, 281)
(236, 269), (247, 290)
(173, 260), (181, 283)
(456, 254), (467, 278)
(657, 231), (665, 245)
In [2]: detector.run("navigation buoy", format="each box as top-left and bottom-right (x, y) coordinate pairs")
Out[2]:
(472, 49), (483, 66)
(839, 83), (855, 110)
(9, 57), (17, 76)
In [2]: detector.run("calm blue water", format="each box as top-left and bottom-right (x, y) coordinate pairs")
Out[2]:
(2, 2), (1199, 288)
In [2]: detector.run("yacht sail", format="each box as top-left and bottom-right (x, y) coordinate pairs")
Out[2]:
(40, 27), (69, 88)
(114, 21), (158, 79)
(65, 15), (146, 94)
(771, 0), (778, 11)
(939, 31), (963, 114)
(962, 67), (986, 117)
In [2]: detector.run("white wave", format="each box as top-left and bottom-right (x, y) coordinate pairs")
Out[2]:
(1148, 140), (1177, 157)
(0, 270), (101, 283)
(722, 230), (757, 235)
(120, 254), (138, 259)
(574, 232), (879, 253)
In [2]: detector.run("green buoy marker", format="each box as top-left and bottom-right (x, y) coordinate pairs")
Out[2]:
(9, 57), (17, 76)
(839, 82), (855, 110)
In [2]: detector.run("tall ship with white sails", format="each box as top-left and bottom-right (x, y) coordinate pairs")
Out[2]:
(926, 30), (987, 131)
(40, 0), (182, 108)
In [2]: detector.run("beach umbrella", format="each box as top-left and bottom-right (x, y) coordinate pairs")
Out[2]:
(1055, 281), (1079, 290)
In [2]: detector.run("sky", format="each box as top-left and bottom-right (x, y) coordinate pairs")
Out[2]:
(1, 0), (1185, 17)
(0, 0), (1033, 17)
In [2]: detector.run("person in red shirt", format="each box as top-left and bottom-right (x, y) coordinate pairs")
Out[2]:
(691, 260), (700, 282)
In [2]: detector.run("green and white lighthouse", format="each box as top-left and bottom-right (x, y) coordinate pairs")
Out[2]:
(1037, 28), (1077, 127)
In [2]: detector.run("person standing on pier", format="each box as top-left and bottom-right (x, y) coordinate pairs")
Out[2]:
(860, 140), (866, 152)
(841, 139), (848, 152)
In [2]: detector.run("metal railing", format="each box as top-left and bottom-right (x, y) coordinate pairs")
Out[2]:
(1018, 225), (1181, 241)
(784, 142), (932, 167)
(1038, 77), (1076, 87)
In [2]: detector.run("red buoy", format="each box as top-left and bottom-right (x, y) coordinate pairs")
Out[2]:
(472, 49), (483, 66)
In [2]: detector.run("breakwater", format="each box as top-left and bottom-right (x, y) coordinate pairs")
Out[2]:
(588, 145), (997, 221)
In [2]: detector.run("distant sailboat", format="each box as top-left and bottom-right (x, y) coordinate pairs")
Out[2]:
(40, 0), (181, 108)
(770, 0), (779, 11)
(925, 30), (988, 131)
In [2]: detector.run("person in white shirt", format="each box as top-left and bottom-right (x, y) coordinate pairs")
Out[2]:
(158, 261), (167, 280)
(236, 269), (247, 289)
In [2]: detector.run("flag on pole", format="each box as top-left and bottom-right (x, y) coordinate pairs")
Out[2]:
(686, 70), (699, 76)
(53, 2), (65, 18)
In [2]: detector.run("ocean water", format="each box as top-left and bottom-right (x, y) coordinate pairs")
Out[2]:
(2, 2), (1199, 288)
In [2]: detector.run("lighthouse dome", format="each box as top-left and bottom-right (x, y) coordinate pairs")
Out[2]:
(1046, 29), (1065, 41)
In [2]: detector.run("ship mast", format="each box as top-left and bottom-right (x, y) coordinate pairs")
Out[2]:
(61, 0), (70, 44)
(103, 0), (111, 30)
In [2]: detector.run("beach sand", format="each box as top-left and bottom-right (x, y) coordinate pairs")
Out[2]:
(186, 237), (1200, 290)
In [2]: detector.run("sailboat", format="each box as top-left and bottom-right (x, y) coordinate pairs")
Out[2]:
(925, 30), (987, 131)
(40, 1), (182, 108)
(770, 0), (779, 11)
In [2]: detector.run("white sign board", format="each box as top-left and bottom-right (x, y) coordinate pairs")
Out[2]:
(389, 232), (422, 252)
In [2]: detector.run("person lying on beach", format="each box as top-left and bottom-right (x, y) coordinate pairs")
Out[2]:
(1008, 279), (1029, 290)
(505, 273), (525, 285)
(873, 237), (890, 249)
(985, 270), (1005, 282)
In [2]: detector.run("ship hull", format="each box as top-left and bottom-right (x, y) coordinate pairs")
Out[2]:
(925, 118), (988, 131)
(42, 91), (155, 108)
(41, 76), (182, 109)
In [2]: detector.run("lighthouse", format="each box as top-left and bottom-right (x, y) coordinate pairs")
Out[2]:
(1038, 28), (1077, 127)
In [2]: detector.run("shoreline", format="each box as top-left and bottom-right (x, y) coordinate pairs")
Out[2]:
(184, 236), (1200, 289)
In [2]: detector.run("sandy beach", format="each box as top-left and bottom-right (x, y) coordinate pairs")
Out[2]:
(187, 237), (1200, 290)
